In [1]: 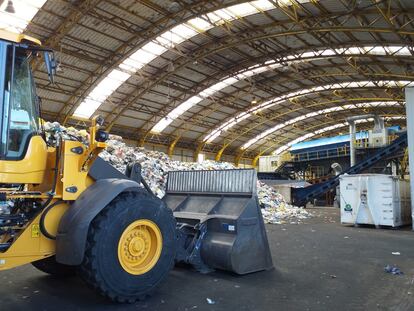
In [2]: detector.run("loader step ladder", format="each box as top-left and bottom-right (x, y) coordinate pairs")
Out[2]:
(292, 133), (408, 207)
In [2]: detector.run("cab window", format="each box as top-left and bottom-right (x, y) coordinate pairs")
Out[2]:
(3, 45), (39, 159)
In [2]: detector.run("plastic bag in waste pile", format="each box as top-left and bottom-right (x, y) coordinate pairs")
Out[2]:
(44, 122), (310, 224)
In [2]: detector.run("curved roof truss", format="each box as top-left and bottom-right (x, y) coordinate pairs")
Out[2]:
(21, 0), (414, 161)
(242, 101), (405, 150)
(71, 0), (287, 119)
(151, 45), (412, 134)
(204, 80), (413, 141)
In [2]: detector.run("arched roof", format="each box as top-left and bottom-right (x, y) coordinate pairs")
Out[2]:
(14, 0), (413, 161)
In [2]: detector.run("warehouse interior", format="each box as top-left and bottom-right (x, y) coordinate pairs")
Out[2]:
(0, 0), (414, 310)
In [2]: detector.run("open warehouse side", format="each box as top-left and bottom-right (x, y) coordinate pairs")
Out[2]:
(0, 0), (413, 310)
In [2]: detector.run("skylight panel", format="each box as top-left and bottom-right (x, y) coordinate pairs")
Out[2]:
(187, 18), (213, 31)
(274, 115), (405, 155)
(170, 96), (203, 118)
(158, 30), (185, 46)
(119, 58), (145, 73)
(251, 0), (275, 11)
(275, 134), (314, 155)
(227, 3), (258, 17)
(159, 24), (199, 46)
(107, 69), (130, 82)
(199, 87), (217, 98)
(243, 106), (349, 150)
(393, 47), (411, 56)
(89, 77), (123, 100)
(69, 0), (409, 125)
(171, 24), (198, 39)
(74, 70), (130, 118)
(315, 123), (345, 134)
(151, 118), (173, 134)
(0, 14), (27, 33)
(203, 12), (222, 24)
(74, 98), (102, 119)
(321, 49), (336, 56)
(143, 41), (168, 55)
(204, 80), (408, 143)
(151, 96), (203, 133)
(0, 0), (46, 33)
(119, 42), (166, 73)
(210, 9), (236, 22)
(129, 49), (157, 65)
(9, 2), (37, 21)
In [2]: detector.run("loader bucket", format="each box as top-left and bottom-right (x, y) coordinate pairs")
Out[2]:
(164, 169), (273, 275)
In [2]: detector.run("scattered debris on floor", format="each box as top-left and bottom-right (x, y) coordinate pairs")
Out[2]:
(44, 122), (311, 224)
(384, 265), (403, 275)
(206, 298), (216, 305)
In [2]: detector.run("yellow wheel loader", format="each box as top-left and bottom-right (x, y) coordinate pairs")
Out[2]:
(0, 30), (273, 303)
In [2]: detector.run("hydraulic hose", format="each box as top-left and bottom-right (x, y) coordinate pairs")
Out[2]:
(39, 135), (62, 240)
(39, 200), (63, 240)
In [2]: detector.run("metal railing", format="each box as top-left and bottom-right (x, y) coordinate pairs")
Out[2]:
(291, 145), (350, 162)
(289, 135), (399, 162)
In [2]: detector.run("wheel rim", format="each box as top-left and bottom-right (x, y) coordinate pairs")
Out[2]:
(117, 219), (163, 275)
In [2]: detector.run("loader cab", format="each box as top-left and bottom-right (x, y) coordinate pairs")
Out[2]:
(0, 32), (55, 160)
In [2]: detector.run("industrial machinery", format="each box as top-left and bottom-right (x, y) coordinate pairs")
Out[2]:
(292, 132), (408, 206)
(0, 31), (272, 302)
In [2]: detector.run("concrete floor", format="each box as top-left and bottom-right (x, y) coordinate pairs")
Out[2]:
(1, 208), (414, 311)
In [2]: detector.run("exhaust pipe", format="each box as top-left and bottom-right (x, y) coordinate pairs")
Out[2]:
(346, 114), (384, 166)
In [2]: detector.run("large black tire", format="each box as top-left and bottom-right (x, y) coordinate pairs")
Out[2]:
(32, 256), (77, 277)
(79, 190), (177, 303)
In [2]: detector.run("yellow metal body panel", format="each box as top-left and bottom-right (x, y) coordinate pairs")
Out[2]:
(0, 117), (107, 270)
(0, 136), (48, 184)
(0, 201), (69, 270)
(0, 29), (41, 45)
(61, 140), (91, 200)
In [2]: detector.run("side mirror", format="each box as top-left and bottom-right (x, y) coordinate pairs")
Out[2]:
(95, 115), (104, 126)
(43, 51), (57, 83)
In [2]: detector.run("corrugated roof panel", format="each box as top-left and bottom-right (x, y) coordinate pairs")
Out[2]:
(67, 25), (123, 53)
(12, 0), (412, 156)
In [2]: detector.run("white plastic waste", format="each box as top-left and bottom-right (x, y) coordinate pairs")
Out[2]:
(44, 122), (310, 224)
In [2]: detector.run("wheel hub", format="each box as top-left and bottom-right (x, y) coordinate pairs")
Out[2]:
(118, 219), (163, 275)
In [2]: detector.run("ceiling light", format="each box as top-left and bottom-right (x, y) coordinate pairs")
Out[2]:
(5, 0), (15, 13)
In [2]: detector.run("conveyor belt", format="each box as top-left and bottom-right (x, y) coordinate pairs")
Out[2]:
(292, 133), (408, 206)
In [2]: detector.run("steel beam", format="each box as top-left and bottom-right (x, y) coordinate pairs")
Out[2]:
(404, 87), (414, 230)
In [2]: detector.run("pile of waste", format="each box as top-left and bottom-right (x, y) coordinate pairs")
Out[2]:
(44, 122), (310, 224)
(257, 181), (310, 224)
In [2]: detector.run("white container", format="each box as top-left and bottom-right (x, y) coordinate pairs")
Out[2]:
(272, 185), (292, 204)
(339, 174), (411, 227)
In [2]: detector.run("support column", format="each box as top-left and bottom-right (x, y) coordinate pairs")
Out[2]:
(252, 154), (261, 168)
(168, 136), (180, 158)
(234, 150), (244, 167)
(404, 87), (414, 230)
(215, 145), (226, 162)
(349, 122), (356, 167)
(138, 136), (145, 147)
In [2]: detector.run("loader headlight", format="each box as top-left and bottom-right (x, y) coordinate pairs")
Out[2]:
(96, 129), (109, 142)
